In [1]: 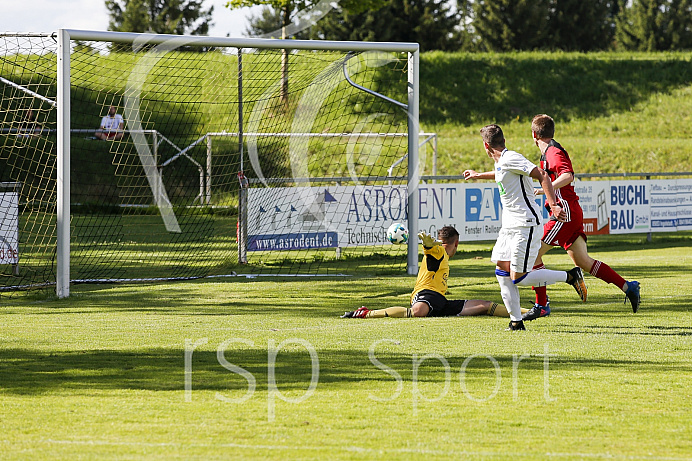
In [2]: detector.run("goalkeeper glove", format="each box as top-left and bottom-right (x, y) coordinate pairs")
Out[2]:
(418, 232), (441, 249)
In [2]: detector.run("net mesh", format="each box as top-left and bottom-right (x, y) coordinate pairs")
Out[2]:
(0, 34), (58, 293)
(0, 33), (416, 295)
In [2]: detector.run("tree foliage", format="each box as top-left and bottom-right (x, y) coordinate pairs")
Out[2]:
(226, 1), (386, 16)
(307, 0), (459, 51)
(615, 0), (692, 50)
(244, 6), (282, 37)
(548, 0), (621, 51)
(230, 0), (388, 108)
(106, 0), (214, 35)
(227, 0), (386, 33)
(237, 0), (692, 52)
(244, 6), (310, 38)
(472, 0), (552, 51)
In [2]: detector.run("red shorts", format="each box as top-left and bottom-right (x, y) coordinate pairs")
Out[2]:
(542, 202), (586, 250)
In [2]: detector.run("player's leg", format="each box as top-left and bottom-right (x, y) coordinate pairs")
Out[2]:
(511, 225), (587, 302)
(496, 264), (525, 330)
(508, 228), (575, 290)
(491, 229), (525, 330)
(524, 241), (556, 321)
(341, 300), (527, 319)
(514, 265), (587, 302)
(342, 290), (436, 318)
(456, 300), (490, 316)
(567, 236), (641, 312)
(410, 301), (430, 317)
(531, 218), (569, 312)
(507, 225), (564, 287)
(341, 305), (415, 318)
(531, 241), (554, 308)
(458, 299), (529, 317)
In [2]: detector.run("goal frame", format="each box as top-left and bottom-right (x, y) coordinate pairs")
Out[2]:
(55, 29), (420, 298)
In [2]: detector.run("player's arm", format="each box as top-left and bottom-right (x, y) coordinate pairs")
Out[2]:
(534, 171), (574, 195)
(463, 170), (494, 180)
(530, 167), (566, 221)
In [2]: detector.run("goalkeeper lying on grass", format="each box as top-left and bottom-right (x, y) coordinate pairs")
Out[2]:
(342, 226), (527, 319)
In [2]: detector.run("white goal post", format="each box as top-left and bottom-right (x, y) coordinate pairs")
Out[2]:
(53, 29), (421, 298)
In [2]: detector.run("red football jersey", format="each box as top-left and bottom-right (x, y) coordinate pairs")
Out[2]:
(540, 139), (580, 207)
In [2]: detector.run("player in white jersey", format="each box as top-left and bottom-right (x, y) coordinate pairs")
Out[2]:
(463, 124), (587, 331)
(95, 105), (125, 140)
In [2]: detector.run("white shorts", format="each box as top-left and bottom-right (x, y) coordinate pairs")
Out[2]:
(491, 225), (542, 273)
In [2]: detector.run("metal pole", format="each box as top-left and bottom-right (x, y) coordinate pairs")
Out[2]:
(407, 48), (420, 276)
(56, 29), (71, 298)
(238, 48), (244, 174)
(152, 131), (158, 205)
(65, 29), (419, 53)
(432, 134), (438, 185)
(238, 48), (248, 264)
(646, 175), (652, 242)
(206, 135), (212, 204)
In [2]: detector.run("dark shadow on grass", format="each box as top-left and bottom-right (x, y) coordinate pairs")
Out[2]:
(1, 276), (421, 317)
(549, 324), (692, 337)
(458, 233), (692, 257)
(362, 288), (412, 299)
(541, 290), (692, 315)
(4, 269), (688, 318)
(1, 347), (688, 396)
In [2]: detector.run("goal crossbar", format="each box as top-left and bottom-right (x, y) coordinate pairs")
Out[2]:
(62, 29), (419, 53)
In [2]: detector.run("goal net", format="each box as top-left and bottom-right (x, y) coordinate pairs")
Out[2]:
(0, 31), (420, 297)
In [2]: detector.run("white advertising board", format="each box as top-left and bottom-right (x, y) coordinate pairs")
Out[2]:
(247, 184), (546, 250)
(649, 179), (692, 232)
(604, 180), (651, 234)
(0, 192), (19, 264)
(248, 180), (692, 251)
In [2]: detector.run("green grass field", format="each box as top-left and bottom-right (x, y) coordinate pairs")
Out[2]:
(1, 233), (690, 460)
(2, 44), (692, 458)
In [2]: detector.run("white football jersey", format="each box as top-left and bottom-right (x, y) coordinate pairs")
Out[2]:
(494, 149), (543, 228)
(101, 114), (123, 131)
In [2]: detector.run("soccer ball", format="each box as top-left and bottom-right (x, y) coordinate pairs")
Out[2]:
(387, 222), (409, 244)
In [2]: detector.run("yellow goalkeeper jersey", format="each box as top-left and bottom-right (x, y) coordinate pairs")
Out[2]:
(410, 244), (450, 303)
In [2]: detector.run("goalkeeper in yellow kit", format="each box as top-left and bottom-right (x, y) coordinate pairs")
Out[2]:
(341, 226), (526, 319)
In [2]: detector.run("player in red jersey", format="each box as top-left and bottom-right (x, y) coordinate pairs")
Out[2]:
(523, 114), (641, 320)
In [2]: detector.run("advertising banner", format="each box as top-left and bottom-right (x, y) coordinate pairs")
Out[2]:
(248, 184), (539, 250)
(675, 179), (692, 231)
(573, 180), (610, 235)
(0, 192), (19, 264)
(649, 179), (692, 232)
(607, 180), (651, 234)
(248, 180), (692, 250)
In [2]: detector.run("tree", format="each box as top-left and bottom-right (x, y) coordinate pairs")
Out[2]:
(106, 0), (214, 35)
(469, 0), (626, 51)
(472, 0), (552, 51)
(227, 1), (386, 108)
(548, 0), (620, 51)
(454, 0), (477, 51)
(615, 0), (692, 50)
(309, 0), (461, 52)
(244, 6), (310, 38)
(245, 6), (287, 38)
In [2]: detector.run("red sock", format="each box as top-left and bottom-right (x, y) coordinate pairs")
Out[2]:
(590, 260), (626, 289)
(531, 263), (548, 306)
